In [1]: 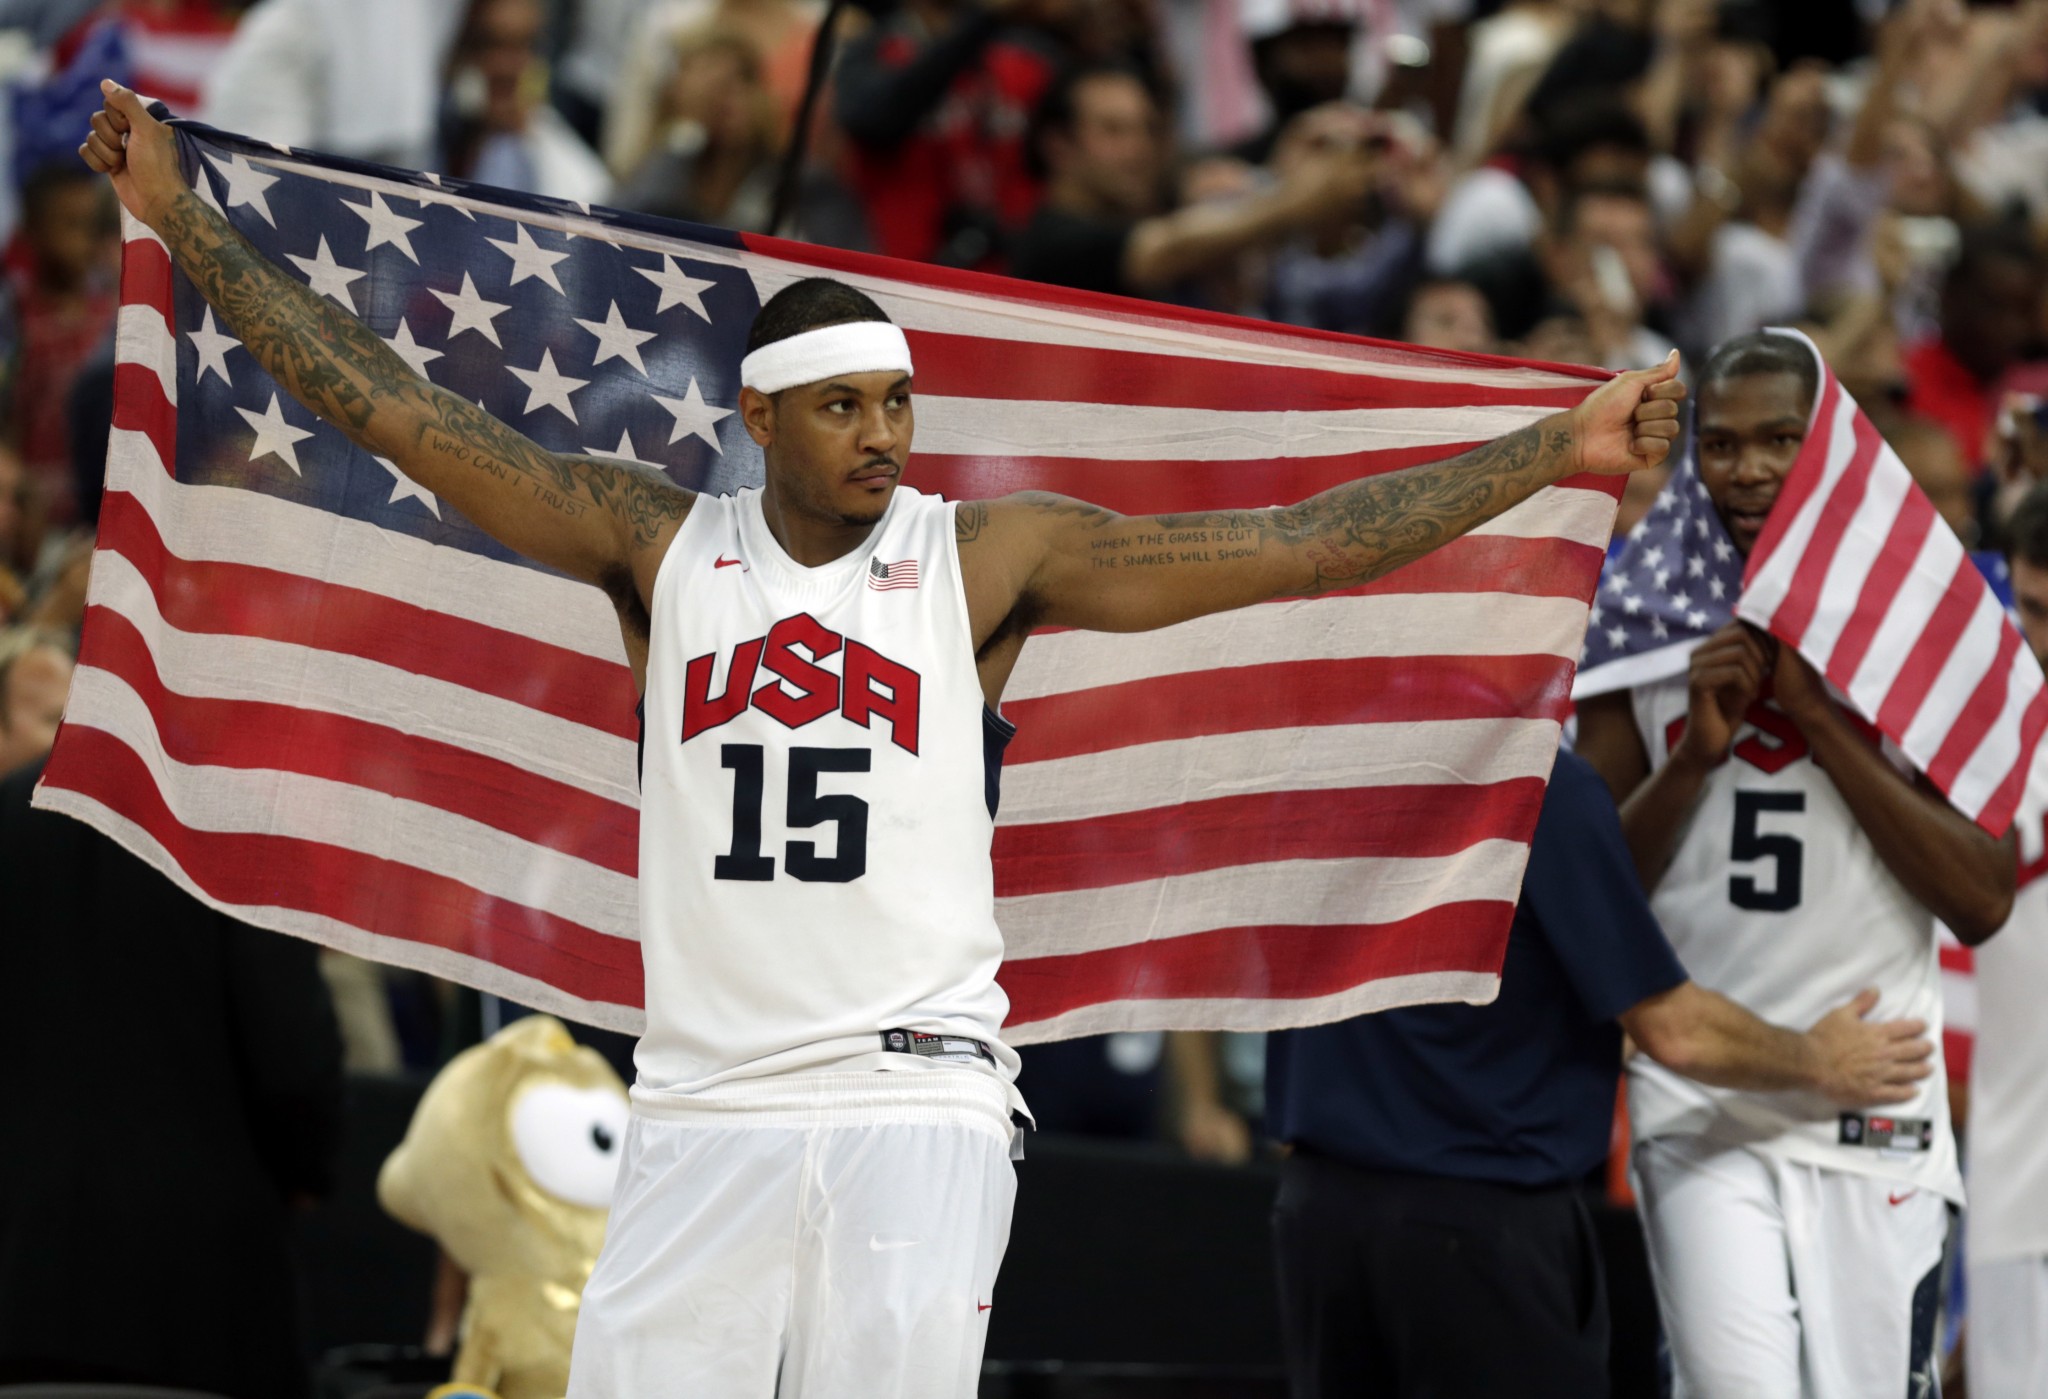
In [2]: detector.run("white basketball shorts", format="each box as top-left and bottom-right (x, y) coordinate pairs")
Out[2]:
(566, 1068), (1017, 1399)
(1969, 1254), (2048, 1398)
(1632, 1134), (1948, 1399)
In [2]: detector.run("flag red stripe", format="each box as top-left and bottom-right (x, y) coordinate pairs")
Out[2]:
(42, 726), (645, 1003)
(992, 778), (1545, 895)
(1744, 374), (1842, 582)
(1768, 411), (1883, 646)
(97, 491), (640, 740)
(996, 902), (1511, 1024)
(1874, 552), (1983, 738)
(77, 604), (640, 874)
(119, 235), (175, 319)
(1926, 623), (2022, 794)
(111, 362), (177, 476)
(1359, 535), (1605, 600)
(1978, 683), (2048, 838)
(1820, 493), (1936, 689)
(903, 330), (1594, 412)
(1004, 653), (1574, 764)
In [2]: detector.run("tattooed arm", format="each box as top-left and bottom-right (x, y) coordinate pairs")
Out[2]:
(957, 355), (1686, 642)
(80, 82), (688, 617)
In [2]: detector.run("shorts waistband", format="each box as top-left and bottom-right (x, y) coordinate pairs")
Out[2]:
(630, 1068), (1014, 1136)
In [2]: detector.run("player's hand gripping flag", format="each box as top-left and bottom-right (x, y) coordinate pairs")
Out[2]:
(42, 119), (1627, 1038)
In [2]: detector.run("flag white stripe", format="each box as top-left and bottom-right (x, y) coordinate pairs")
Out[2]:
(106, 430), (629, 663)
(1006, 593), (1591, 701)
(88, 550), (639, 801)
(1901, 590), (2009, 758)
(1799, 451), (1911, 668)
(912, 397), (1554, 462)
(118, 303), (178, 403)
(1949, 645), (2041, 817)
(1001, 970), (1502, 1043)
(30, 785), (647, 1032)
(994, 841), (1532, 955)
(63, 671), (642, 939)
(998, 717), (1561, 825)
(1470, 486), (1619, 551)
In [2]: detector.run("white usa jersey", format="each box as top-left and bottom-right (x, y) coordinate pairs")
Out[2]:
(1968, 802), (2048, 1264)
(1626, 675), (1962, 1203)
(632, 484), (1021, 1101)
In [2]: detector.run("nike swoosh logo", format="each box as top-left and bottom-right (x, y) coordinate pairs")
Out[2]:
(714, 555), (744, 569)
(977, 1302), (993, 1312)
(1889, 1191), (1915, 1206)
(869, 1236), (920, 1252)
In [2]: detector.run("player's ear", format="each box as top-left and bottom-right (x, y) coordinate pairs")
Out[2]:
(739, 385), (775, 448)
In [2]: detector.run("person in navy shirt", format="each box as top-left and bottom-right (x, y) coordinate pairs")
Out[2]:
(1265, 748), (1938, 1399)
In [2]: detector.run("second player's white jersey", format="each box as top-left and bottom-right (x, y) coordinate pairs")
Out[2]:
(1626, 674), (1962, 1202)
(631, 485), (1021, 1103)
(1969, 807), (2048, 1264)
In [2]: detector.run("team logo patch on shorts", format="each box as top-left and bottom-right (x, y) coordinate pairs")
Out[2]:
(1837, 1113), (1934, 1152)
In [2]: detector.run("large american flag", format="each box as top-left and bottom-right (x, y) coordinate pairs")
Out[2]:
(1576, 333), (2047, 838)
(36, 122), (1618, 1040)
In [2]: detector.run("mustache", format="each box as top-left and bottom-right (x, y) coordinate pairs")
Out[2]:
(855, 456), (900, 473)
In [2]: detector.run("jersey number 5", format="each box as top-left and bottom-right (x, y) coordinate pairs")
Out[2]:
(1730, 790), (1805, 912)
(716, 743), (870, 883)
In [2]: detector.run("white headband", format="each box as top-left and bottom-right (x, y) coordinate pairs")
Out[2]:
(739, 321), (914, 394)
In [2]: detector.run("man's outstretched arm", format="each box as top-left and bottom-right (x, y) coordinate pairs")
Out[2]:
(963, 354), (1685, 635)
(80, 82), (689, 605)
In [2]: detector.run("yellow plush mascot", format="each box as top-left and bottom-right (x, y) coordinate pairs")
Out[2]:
(379, 1015), (629, 1399)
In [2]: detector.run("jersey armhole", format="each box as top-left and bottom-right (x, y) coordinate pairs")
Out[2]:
(646, 490), (720, 644)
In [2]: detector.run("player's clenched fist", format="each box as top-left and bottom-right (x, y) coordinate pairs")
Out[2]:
(1566, 350), (1688, 476)
(1676, 621), (1769, 769)
(77, 79), (188, 230)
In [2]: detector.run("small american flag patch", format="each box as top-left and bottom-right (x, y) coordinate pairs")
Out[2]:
(868, 558), (919, 591)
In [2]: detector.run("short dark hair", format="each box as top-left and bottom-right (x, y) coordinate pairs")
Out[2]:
(1525, 21), (1654, 126)
(1699, 331), (1821, 413)
(19, 160), (107, 230)
(1527, 96), (1651, 174)
(1551, 178), (1649, 242)
(2006, 481), (2048, 570)
(1947, 218), (2044, 295)
(744, 278), (891, 355)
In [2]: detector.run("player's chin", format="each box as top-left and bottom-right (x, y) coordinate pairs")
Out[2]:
(835, 481), (895, 526)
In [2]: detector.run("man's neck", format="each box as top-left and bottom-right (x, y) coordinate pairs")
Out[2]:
(759, 479), (884, 566)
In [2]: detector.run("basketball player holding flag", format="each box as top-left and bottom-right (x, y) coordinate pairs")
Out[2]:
(1576, 331), (2018, 1398)
(82, 84), (1686, 1391)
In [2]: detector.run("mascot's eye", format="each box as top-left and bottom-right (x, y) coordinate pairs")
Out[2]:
(510, 1082), (630, 1209)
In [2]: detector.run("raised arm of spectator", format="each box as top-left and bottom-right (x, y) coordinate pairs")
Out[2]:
(833, 0), (1014, 150)
(1621, 982), (1933, 1105)
(1121, 141), (1373, 293)
(1926, 0), (2048, 147)
(1661, 39), (1762, 284)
